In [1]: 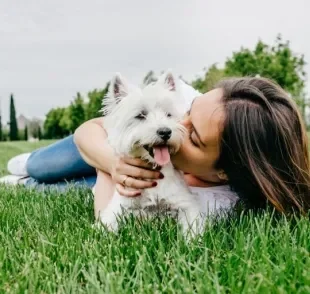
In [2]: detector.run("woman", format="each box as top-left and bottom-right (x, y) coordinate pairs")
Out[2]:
(2, 77), (310, 217)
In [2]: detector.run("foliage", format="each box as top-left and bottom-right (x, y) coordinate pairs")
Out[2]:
(24, 126), (28, 141)
(44, 108), (70, 139)
(224, 36), (306, 96)
(44, 85), (109, 139)
(27, 119), (42, 139)
(64, 92), (86, 133)
(192, 36), (308, 117)
(192, 64), (225, 93)
(85, 84), (109, 120)
(9, 94), (19, 141)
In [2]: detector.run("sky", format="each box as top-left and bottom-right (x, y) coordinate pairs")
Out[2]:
(0, 0), (309, 123)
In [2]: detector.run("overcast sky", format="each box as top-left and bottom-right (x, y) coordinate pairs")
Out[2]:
(0, 0), (309, 123)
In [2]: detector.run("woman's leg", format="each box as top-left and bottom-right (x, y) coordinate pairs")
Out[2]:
(25, 174), (97, 193)
(26, 135), (96, 183)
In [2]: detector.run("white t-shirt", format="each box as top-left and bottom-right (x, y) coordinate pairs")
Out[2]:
(189, 185), (239, 216)
(179, 79), (239, 215)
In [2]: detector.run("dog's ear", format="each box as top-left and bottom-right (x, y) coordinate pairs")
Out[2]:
(103, 73), (130, 116)
(109, 73), (129, 101)
(157, 70), (177, 92)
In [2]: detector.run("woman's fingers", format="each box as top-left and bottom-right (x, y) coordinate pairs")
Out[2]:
(111, 156), (163, 198)
(116, 174), (156, 189)
(122, 156), (160, 170)
(121, 164), (162, 180)
(116, 184), (141, 197)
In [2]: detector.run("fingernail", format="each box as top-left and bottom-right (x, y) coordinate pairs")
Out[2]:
(135, 192), (141, 196)
(156, 166), (162, 170)
(159, 173), (164, 179)
(152, 182), (157, 187)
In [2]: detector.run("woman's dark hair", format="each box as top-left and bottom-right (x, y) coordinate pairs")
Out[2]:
(215, 77), (310, 214)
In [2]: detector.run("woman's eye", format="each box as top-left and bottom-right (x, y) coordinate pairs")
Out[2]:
(188, 131), (199, 147)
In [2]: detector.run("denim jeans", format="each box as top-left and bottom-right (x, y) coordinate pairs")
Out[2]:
(25, 135), (97, 192)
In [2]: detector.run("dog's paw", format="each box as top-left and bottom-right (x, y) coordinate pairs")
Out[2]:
(100, 213), (119, 233)
(178, 211), (205, 241)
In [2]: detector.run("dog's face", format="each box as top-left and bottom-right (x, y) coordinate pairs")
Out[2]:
(103, 71), (186, 166)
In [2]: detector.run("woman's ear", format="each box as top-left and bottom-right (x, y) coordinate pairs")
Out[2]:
(217, 170), (228, 182)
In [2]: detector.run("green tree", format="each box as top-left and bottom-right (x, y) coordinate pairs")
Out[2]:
(44, 107), (70, 139)
(67, 92), (86, 133)
(192, 64), (225, 93)
(59, 107), (71, 134)
(24, 126), (28, 141)
(85, 84), (109, 120)
(192, 36), (307, 118)
(38, 127), (42, 140)
(9, 94), (18, 141)
(224, 35), (307, 115)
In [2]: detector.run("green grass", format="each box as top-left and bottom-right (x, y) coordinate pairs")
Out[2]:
(1, 141), (310, 293)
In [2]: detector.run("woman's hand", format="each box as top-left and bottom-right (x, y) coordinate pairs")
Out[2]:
(111, 156), (164, 197)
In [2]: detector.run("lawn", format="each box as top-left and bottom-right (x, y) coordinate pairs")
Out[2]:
(0, 141), (310, 293)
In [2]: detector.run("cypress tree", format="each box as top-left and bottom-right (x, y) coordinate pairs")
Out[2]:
(24, 126), (28, 141)
(9, 94), (18, 141)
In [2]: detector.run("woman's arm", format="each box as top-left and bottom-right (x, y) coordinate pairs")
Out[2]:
(74, 117), (115, 174)
(73, 118), (162, 194)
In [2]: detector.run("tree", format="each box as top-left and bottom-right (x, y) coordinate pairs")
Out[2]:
(192, 64), (225, 93)
(59, 107), (71, 134)
(192, 35), (307, 118)
(28, 119), (41, 139)
(44, 107), (70, 139)
(9, 94), (18, 141)
(85, 84), (109, 120)
(38, 127), (42, 140)
(66, 92), (86, 133)
(224, 35), (307, 116)
(24, 126), (28, 141)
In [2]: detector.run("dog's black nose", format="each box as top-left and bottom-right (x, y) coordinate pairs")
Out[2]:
(157, 127), (172, 141)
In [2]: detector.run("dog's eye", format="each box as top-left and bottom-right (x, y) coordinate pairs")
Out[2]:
(135, 110), (148, 120)
(166, 113), (172, 118)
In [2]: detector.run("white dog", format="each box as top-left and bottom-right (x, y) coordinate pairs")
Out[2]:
(100, 71), (204, 237)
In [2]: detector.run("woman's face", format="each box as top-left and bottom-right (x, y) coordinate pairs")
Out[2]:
(171, 88), (225, 183)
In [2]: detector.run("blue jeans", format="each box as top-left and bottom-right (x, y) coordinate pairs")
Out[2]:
(25, 135), (97, 192)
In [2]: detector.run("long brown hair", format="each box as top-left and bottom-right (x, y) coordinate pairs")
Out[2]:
(215, 77), (310, 214)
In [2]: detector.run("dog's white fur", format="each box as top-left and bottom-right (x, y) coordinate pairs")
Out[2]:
(100, 71), (204, 237)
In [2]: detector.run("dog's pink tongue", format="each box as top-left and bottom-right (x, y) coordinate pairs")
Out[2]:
(153, 146), (170, 166)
